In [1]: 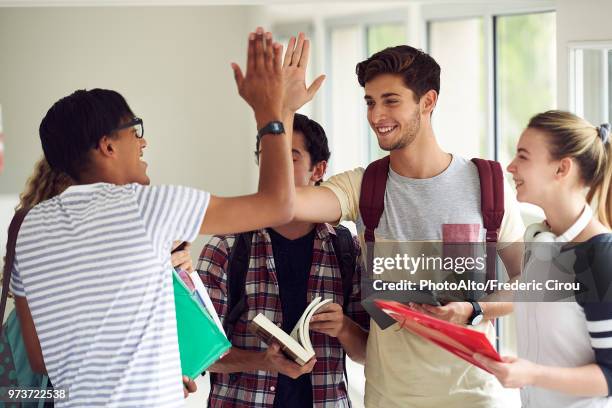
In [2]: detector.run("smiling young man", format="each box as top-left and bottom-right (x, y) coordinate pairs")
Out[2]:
(197, 113), (369, 408)
(291, 46), (526, 407)
(8, 28), (324, 407)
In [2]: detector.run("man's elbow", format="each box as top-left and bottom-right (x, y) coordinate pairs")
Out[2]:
(268, 192), (295, 226)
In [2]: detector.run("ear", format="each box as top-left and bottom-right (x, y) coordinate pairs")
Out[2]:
(420, 90), (438, 116)
(310, 160), (327, 184)
(555, 157), (572, 180)
(97, 135), (117, 159)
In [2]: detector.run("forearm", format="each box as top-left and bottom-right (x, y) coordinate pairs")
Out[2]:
(337, 317), (368, 364)
(15, 296), (47, 374)
(533, 363), (608, 397)
(257, 121), (295, 218)
(480, 301), (513, 320)
(208, 348), (267, 374)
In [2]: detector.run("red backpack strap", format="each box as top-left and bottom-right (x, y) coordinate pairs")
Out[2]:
(471, 158), (504, 243)
(359, 156), (390, 243)
(471, 158), (504, 288)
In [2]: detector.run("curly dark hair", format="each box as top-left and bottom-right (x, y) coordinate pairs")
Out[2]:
(356, 45), (440, 102)
(256, 114), (330, 185)
(39, 89), (135, 180)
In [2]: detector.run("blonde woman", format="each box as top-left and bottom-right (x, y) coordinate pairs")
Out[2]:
(475, 111), (612, 407)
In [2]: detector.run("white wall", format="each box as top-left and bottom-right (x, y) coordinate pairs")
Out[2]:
(0, 6), (259, 198)
(556, 0), (612, 110)
(0, 7), (270, 406)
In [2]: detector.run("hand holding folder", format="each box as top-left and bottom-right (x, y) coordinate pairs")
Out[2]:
(374, 299), (502, 373)
(173, 269), (231, 379)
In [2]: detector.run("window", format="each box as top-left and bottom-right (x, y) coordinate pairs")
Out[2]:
(570, 42), (612, 126)
(367, 23), (407, 161)
(497, 12), (557, 167)
(328, 19), (407, 172)
(429, 18), (488, 159)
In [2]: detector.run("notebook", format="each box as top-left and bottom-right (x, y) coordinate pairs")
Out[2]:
(374, 299), (501, 373)
(173, 269), (231, 379)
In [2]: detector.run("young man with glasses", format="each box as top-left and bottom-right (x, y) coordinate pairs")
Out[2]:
(198, 113), (369, 408)
(9, 29), (323, 407)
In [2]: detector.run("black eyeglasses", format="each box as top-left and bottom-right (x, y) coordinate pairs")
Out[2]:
(111, 117), (144, 139)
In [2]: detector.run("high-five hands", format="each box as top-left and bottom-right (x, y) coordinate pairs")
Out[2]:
(281, 33), (326, 115)
(231, 27), (284, 128)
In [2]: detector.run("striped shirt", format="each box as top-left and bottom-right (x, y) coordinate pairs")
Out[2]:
(516, 233), (612, 407)
(10, 183), (209, 407)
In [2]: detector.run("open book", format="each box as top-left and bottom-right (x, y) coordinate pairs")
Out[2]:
(248, 297), (332, 366)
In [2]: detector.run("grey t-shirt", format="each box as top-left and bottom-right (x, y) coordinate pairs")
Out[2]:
(322, 155), (525, 408)
(361, 155), (485, 241)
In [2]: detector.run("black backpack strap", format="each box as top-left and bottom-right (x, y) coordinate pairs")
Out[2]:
(330, 225), (356, 312)
(330, 224), (357, 399)
(1, 208), (30, 337)
(208, 232), (253, 382)
(224, 231), (253, 336)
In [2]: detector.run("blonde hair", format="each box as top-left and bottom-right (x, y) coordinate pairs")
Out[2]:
(527, 110), (612, 227)
(3, 159), (73, 292)
(17, 157), (74, 210)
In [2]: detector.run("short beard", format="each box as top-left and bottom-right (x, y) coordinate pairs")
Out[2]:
(380, 108), (421, 152)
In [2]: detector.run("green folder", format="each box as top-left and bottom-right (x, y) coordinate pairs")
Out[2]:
(173, 270), (231, 379)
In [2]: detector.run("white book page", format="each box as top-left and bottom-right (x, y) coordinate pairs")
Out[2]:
(189, 271), (227, 338)
(290, 297), (322, 341)
(301, 298), (332, 354)
(252, 314), (314, 364)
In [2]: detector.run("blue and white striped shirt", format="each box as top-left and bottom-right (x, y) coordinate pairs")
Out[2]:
(11, 183), (209, 407)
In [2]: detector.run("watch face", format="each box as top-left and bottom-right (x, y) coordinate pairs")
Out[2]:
(472, 314), (484, 326)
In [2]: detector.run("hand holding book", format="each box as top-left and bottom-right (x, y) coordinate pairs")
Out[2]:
(249, 297), (332, 365)
(309, 302), (346, 337)
(263, 343), (316, 379)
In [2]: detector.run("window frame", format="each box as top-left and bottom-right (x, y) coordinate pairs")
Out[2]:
(422, 1), (555, 161)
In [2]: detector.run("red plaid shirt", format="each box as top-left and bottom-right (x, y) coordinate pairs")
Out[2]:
(197, 223), (369, 408)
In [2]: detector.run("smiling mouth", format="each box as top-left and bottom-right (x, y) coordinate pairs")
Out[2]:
(376, 125), (398, 137)
(514, 180), (524, 188)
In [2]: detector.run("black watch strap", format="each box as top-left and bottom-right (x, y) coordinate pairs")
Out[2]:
(468, 301), (483, 325)
(257, 121), (285, 141)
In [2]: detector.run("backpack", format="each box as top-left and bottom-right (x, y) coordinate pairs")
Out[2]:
(359, 156), (505, 327)
(215, 225), (357, 393)
(0, 209), (52, 408)
(223, 225), (356, 336)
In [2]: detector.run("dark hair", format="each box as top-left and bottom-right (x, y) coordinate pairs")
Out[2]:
(39, 89), (134, 180)
(256, 113), (330, 185)
(356, 45), (440, 101)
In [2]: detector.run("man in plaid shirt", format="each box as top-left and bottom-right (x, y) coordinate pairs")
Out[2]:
(197, 112), (369, 408)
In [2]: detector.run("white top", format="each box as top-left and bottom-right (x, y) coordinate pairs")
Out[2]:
(11, 183), (209, 407)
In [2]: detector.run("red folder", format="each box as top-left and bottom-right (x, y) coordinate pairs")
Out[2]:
(374, 299), (502, 373)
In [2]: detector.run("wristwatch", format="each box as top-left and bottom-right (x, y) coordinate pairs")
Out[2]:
(468, 301), (484, 326)
(257, 121), (285, 141)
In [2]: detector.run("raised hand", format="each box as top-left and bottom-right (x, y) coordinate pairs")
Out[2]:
(231, 27), (284, 128)
(282, 33), (326, 115)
